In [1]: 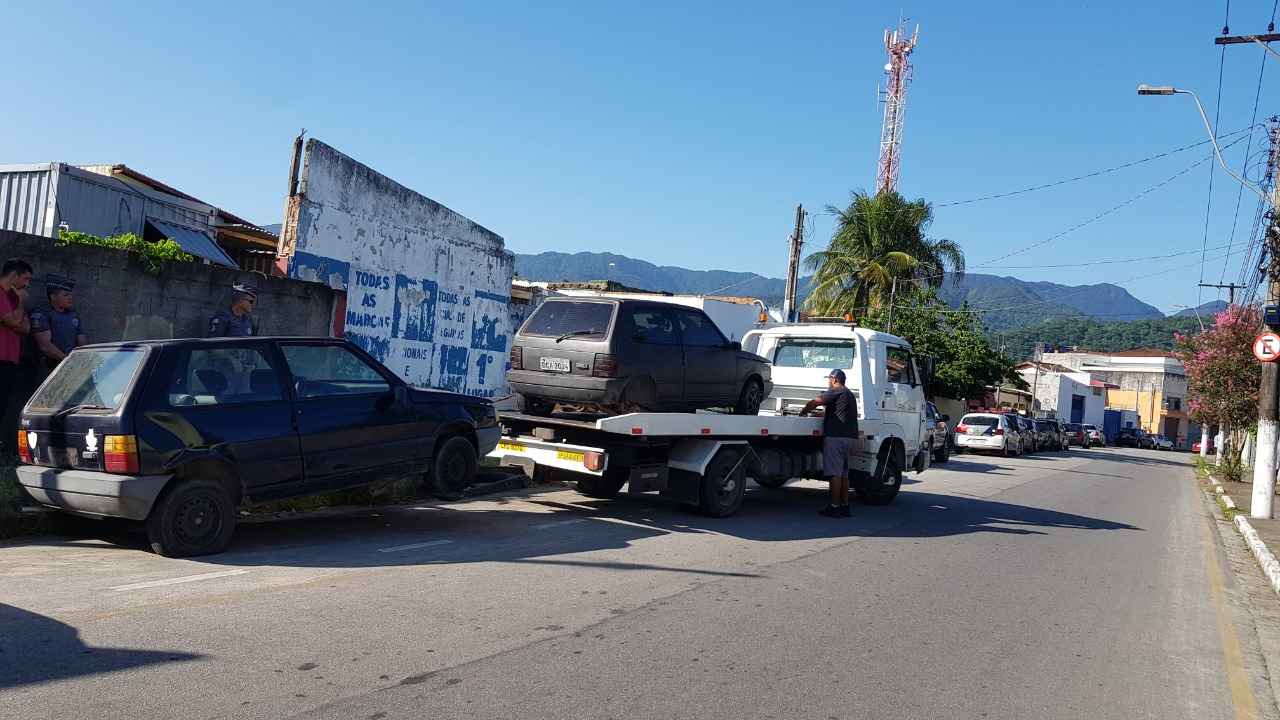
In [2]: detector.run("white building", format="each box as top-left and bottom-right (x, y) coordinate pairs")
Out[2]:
(1016, 362), (1107, 427)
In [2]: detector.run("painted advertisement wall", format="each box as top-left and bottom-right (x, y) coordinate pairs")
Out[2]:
(280, 140), (515, 398)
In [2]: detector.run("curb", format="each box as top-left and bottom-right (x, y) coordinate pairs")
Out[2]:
(1209, 476), (1280, 595)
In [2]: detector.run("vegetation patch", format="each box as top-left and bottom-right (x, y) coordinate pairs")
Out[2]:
(57, 230), (194, 273)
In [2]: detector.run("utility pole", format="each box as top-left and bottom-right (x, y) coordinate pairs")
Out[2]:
(1198, 282), (1246, 305)
(886, 277), (898, 332)
(1251, 119), (1280, 519)
(782, 205), (806, 322)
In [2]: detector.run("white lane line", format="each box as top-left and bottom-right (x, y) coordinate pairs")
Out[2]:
(109, 569), (250, 592)
(377, 539), (454, 553)
(533, 519), (588, 530)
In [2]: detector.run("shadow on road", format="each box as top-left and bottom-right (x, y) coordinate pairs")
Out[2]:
(0, 604), (200, 689)
(7, 480), (1140, 574)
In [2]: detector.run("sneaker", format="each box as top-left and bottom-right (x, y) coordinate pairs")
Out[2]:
(818, 505), (841, 517)
(838, 504), (852, 517)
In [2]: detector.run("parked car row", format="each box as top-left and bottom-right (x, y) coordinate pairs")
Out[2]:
(954, 414), (1125, 456)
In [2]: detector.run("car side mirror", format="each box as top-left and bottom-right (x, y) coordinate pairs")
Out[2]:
(726, 341), (742, 351)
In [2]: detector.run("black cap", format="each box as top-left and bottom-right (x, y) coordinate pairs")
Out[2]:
(231, 283), (258, 299)
(45, 273), (75, 292)
(828, 369), (847, 383)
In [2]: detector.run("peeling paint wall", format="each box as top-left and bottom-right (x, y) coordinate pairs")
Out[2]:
(282, 140), (515, 398)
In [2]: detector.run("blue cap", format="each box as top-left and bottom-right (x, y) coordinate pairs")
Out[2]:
(828, 369), (846, 383)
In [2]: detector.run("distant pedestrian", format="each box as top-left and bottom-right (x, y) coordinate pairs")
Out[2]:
(800, 368), (861, 518)
(29, 274), (87, 372)
(0, 259), (34, 450)
(208, 283), (257, 337)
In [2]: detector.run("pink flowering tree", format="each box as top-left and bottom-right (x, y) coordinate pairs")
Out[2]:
(1175, 304), (1261, 475)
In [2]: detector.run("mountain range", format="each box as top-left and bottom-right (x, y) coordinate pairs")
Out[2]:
(513, 251), (1169, 332)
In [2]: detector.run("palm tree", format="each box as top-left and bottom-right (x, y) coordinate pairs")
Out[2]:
(803, 190), (964, 317)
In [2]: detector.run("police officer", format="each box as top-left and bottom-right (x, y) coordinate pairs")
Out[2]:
(208, 283), (257, 337)
(30, 273), (87, 371)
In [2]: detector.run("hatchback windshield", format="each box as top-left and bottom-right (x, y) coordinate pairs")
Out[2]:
(961, 415), (999, 427)
(773, 339), (855, 369)
(27, 348), (145, 412)
(522, 301), (614, 339)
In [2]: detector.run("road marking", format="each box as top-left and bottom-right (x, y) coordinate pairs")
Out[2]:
(533, 518), (587, 530)
(109, 569), (250, 592)
(377, 540), (454, 553)
(1204, 507), (1259, 720)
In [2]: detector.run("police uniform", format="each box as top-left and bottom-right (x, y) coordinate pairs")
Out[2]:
(207, 283), (257, 337)
(29, 275), (86, 359)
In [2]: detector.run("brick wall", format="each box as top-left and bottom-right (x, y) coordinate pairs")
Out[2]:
(0, 230), (336, 343)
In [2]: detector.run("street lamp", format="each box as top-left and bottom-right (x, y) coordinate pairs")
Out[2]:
(1136, 84), (1273, 208)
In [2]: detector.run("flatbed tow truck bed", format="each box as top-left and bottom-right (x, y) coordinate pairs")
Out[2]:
(487, 410), (901, 517)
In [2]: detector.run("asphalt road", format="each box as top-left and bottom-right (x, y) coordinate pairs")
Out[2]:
(0, 447), (1274, 719)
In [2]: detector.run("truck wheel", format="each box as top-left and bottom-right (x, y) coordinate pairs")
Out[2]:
(933, 441), (949, 464)
(146, 478), (237, 557)
(856, 452), (902, 506)
(732, 379), (764, 416)
(430, 436), (478, 500)
(577, 468), (626, 499)
(699, 448), (747, 517)
(515, 393), (555, 416)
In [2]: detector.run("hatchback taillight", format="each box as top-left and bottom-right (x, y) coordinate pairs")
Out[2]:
(994, 428), (1005, 436)
(16, 431), (31, 464)
(510, 345), (523, 371)
(593, 354), (618, 378)
(104, 435), (140, 474)
(955, 424), (969, 434)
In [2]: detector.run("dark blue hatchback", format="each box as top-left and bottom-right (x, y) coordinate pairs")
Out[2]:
(16, 337), (498, 557)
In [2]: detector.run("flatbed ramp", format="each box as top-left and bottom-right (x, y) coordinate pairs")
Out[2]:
(486, 410), (901, 518)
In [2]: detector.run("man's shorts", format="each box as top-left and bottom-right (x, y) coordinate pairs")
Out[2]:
(823, 436), (857, 477)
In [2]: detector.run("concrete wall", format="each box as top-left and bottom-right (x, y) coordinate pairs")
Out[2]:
(280, 140), (515, 398)
(0, 230), (334, 342)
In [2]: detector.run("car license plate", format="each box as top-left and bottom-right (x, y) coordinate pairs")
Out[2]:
(499, 440), (526, 452)
(557, 450), (585, 463)
(540, 357), (571, 372)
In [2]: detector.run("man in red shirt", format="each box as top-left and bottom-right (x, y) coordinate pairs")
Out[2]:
(0, 259), (33, 450)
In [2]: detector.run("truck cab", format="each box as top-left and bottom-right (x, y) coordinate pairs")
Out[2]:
(742, 322), (930, 474)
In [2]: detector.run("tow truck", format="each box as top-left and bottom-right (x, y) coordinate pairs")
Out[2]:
(487, 322), (930, 517)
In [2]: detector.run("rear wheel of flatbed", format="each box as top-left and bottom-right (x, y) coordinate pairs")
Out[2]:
(699, 447), (747, 517)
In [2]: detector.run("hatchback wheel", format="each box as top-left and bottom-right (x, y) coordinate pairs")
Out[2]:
(430, 436), (478, 500)
(732, 379), (764, 416)
(146, 479), (237, 557)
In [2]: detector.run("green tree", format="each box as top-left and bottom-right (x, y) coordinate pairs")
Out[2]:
(863, 288), (1023, 399)
(803, 190), (964, 317)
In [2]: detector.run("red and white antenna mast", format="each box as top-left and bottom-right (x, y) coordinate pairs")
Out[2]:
(876, 21), (919, 194)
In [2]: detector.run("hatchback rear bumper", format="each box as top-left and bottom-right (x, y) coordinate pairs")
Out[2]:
(507, 371), (627, 405)
(16, 466), (170, 521)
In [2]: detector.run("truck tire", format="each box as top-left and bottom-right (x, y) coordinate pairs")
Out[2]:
(732, 379), (764, 416)
(577, 467), (626, 499)
(429, 436), (478, 500)
(515, 393), (555, 416)
(146, 478), (237, 557)
(856, 452), (902, 506)
(699, 447), (747, 517)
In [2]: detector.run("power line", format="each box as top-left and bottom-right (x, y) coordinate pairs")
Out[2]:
(1219, 25), (1270, 290)
(934, 126), (1255, 208)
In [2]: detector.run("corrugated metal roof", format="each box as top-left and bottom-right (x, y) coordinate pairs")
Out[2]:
(0, 164), (56, 235)
(147, 219), (236, 267)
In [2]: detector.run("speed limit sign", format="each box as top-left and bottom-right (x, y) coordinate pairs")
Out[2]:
(1255, 332), (1280, 362)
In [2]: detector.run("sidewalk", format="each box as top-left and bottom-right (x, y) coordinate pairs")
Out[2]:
(1220, 480), (1280, 553)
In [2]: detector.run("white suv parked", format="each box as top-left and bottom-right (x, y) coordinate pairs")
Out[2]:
(955, 413), (1020, 456)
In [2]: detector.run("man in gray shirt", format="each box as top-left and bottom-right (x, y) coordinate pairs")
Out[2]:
(29, 274), (87, 372)
(801, 369), (861, 518)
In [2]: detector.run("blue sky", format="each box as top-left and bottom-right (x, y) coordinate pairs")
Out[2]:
(3, 0), (1277, 314)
